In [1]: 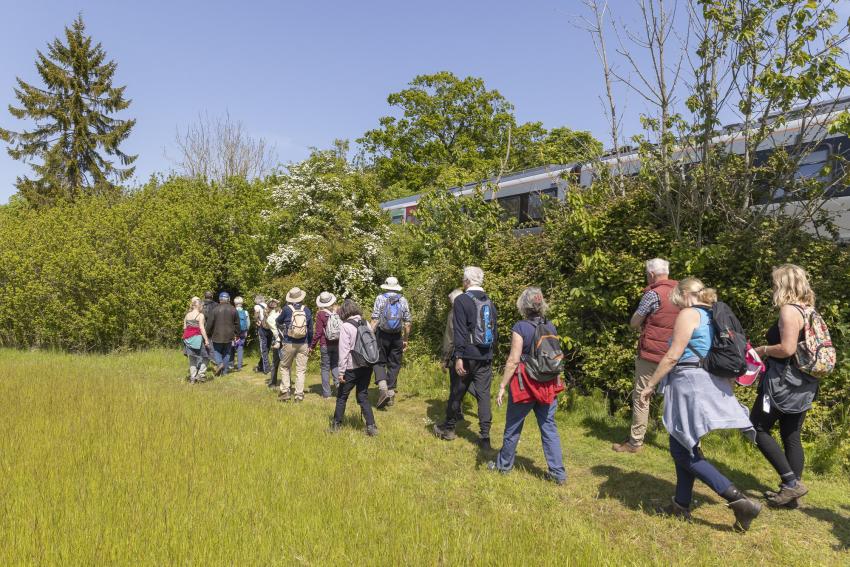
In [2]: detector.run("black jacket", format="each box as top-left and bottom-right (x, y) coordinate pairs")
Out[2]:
(453, 290), (498, 361)
(206, 303), (240, 344)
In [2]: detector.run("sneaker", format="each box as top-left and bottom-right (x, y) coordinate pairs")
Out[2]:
(543, 472), (566, 486)
(365, 424), (379, 437)
(478, 437), (492, 451)
(729, 496), (762, 532)
(433, 423), (457, 441)
(655, 496), (692, 521)
(377, 389), (391, 409)
(612, 440), (643, 453)
(294, 395), (304, 403)
(768, 481), (808, 506)
(486, 461), (509, 475)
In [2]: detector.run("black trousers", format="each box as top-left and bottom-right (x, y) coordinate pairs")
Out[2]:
(374, 330), (404, 390)
(443, 358), (493, 438)
(334, 366), (375, 427)
(750, 391), (807, 482)
(268, 345), (281, 386)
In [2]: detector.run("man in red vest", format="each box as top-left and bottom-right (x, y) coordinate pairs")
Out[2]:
(613, 258), (679, 453)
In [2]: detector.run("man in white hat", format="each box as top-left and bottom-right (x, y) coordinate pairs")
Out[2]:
(310, 291), (340, 399)
(275, 287), (313, 402)
(370, 276), (412, 408)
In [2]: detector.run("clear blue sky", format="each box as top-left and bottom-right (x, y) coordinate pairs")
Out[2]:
(3, 1), (846, 203)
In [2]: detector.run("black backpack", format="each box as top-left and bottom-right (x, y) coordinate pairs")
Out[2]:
(521, 318), (564, 383)
(697, 302), (747, 379)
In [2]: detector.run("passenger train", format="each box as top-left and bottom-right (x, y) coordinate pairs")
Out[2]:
(380, 97), (850, 240)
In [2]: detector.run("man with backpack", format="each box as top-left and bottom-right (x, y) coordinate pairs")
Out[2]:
(311, 291), (341, 399)
(434, 266), (498, 450)
(205, 292), (240, 377)
(276, 287), (313, 402)
(202, 290), (219, 372)
(253, 295), (271, 375)
(370, 276), (412, 409)
(613, 258), (679, 454)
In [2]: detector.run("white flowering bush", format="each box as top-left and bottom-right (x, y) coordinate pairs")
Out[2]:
(265, 149), (389, 302)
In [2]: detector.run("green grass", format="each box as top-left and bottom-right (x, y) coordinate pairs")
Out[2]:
(0, 349), (848, 566)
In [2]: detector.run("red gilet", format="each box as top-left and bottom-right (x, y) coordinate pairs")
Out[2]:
(638, 279), (679, 363)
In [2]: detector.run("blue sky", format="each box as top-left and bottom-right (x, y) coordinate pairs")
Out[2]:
(1, 1), (848, 203)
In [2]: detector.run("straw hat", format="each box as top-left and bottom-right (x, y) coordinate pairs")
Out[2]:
(285, 287), (306, 304)
(316, 291), (337, 308)
(380, 276), (402, 292)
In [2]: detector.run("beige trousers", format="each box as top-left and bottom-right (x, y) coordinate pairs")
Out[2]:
(280, 343), (309, 396)
(629, 357), (659, 445)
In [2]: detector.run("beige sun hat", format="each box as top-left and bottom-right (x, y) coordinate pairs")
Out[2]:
(316, 291), (337, 308)
(380, 276), (403, 292)
(286, 287), (306, 304)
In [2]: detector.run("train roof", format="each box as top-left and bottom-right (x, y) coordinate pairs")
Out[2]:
(380, 163), (575, 209)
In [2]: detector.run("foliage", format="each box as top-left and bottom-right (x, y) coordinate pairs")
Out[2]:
(0, 176), (274, 351)
(0, 16), (136, 206)
(358, 71), (601, 200)
(264, 146), (389, 304)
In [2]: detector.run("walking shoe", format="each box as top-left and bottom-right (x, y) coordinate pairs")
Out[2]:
(365, 424), (379, 437)
(486, 461), (509, 475)
(377, 389), (391, 408)
(478, 437), (492, 451)
(328, 420), (342, 433)
(266, 381), (279, 389)
(294, 395), (304, 403)
(655, 496), (692, 521)
(728, 496), (762, 532)
(433, 423), (457, 441)
(612, 440), (643, 453)
(763, 487), (801, 509)
(768, 481), (808, 506)
(543, 472), (566, 486)
(278, 390), (291, 402)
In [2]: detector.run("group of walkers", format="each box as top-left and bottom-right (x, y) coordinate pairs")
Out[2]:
(180, 259), (834, 533)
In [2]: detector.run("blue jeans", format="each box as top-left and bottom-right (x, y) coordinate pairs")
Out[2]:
(668, 435), (732, 507)
(257, 328), (271, 373)
(495, 393), (566, 482)
(212, 342), (233, 375)
(234, 332), (247, 370)
(320, 344), (340, 397)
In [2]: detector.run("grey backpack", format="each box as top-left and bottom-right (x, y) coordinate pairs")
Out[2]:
(351, 319), (379, 366)
(521, 318), (564, 382)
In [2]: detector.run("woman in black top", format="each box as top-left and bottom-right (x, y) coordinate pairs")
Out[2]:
(751, 264), (815, 508)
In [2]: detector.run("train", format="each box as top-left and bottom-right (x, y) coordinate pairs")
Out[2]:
(380, 97), (850, 240)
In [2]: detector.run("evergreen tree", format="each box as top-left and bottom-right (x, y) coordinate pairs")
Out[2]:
(0, 15), (136, 206)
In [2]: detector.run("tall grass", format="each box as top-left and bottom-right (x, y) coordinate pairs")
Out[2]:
(0, 349), (848, 565)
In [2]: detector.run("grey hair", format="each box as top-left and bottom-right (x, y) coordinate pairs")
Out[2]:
(463, 266), (484, 287)
(645, 258), (670, 276)
(448, 288), (463, 304)
(516, 287), (548, 318)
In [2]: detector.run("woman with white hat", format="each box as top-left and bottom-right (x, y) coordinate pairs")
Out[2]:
(311, 291), (341, 399)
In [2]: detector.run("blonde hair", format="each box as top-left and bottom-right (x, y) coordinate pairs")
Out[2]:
(772, 264), (815, 307)
(188, 296), (201, 313)
(669, 277), (717, 308)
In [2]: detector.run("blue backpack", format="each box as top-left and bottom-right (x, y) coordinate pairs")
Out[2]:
(237, 308), (249, 332)
(468, 292), (495, 347)
(378, 294), (403, 333)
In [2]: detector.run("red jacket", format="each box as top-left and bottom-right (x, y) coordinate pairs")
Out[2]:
(638, 279), (679, 363)
(510, 363), (564, 405)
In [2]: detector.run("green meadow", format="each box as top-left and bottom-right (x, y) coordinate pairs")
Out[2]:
(0, 349), (847, 566)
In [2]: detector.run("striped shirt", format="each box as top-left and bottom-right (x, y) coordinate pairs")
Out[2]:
(371, 293), (412, 324)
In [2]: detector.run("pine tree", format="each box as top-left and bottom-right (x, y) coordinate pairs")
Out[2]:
(0, 15), (136, 206)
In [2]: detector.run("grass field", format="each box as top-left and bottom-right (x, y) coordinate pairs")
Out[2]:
(0, 349), (848, 566)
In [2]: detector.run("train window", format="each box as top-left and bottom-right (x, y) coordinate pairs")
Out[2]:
(527, 188), (557, 221)
(390, 209), (405, 224)
(498, 195), (522, 221)
(794, 149), (831, 182)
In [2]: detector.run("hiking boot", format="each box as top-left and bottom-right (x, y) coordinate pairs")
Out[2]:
(486, 461), (509, 475)
(768, 481), (808, 506)
(365, 424), (379, 437)
(377, 389), (391, 409)
(728, 496), (762, 532)
(763, 488), (802, 509)
(278, 390), (291, 402)
(544, 472), (566, 486)
(478, 437), (492, 451)
(328, 421), (342, 433)
(612, 440), (643, 453)
(655, 496), (692, 521)
(433, 423), (457, 441)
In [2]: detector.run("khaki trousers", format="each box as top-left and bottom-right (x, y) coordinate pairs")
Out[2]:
(629, 357), (659, 445)
(280, 343), (309, 396)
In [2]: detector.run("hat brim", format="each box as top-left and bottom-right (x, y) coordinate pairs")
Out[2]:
(380, 284), (402, 291)
(316, 295), (337, 308)
(286, 292), (306, 303)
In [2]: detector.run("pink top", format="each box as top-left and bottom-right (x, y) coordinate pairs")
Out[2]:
(337, 315), (363, 375)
